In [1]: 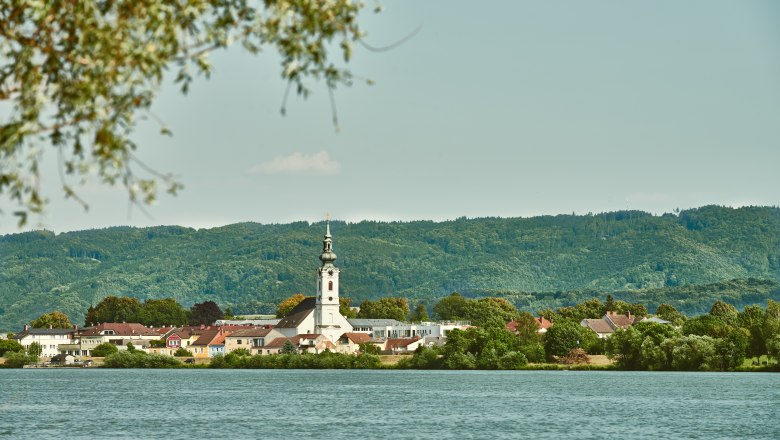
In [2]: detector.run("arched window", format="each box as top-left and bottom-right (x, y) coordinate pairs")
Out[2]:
(328, 281), (333, 291)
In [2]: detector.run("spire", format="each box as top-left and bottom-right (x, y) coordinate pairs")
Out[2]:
(319, 216), (336, 266)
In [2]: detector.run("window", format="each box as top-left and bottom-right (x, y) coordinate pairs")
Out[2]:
(237, 339), (242, 345)
(328, 281), (333, 291)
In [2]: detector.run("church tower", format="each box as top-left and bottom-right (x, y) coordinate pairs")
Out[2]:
(314, 217), (351, 341)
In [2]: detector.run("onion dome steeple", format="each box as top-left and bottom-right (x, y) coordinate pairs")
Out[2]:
(319, 215), (337, 267)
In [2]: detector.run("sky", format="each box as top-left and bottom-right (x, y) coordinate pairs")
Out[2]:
(3, 0), (780, 234)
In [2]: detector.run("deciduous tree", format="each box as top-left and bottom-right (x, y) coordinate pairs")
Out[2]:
(1, 0), (371, 225)
(141, 298), (189, 326)
(0, 339), (24, 356)
(276, 294), (306, 318)
(189, 301), (223, 326)
(543, 319), (584, 360)
(26, 341), (42, 358)
(30, 311), (72, 329)
(357, 297), (409, 322)
(174, 347), (193, 357)
(85, 296), (142, 325)
(408, 303), (430, 322)
(92, 342), (119, 357)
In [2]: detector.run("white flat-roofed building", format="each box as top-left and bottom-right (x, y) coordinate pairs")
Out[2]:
(348, 319), (471, 339)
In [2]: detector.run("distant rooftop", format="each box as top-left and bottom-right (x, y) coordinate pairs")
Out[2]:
(215, 319), (280, 326)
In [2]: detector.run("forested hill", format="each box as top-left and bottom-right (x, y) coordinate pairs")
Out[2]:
(1, 205), (779, 331)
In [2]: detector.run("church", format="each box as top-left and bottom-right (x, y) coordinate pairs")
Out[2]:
(275, 219), (354, 343)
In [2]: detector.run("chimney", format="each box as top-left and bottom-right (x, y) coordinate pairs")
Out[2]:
(24, 324), (29, 331)
(49, 325), (53, 329)
(626, 311), (631, 319)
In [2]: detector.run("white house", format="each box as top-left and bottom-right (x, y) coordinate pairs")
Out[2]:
(13, 326), (78, 359)
(73, 323), (162, 356)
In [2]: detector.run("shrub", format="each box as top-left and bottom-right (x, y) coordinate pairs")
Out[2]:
(497, 352), (528, 369)
(1, 351), (35, 368)
(0, 339), (24, 357)
(174, 347), (193, 357)
(103, 351), (181, 368)
(92, 343), (119, 357)
(444, 352), (477, 370)
(230, 348), (251, 357)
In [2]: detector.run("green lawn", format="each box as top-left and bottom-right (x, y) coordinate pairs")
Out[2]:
(742, 355), (777, 367)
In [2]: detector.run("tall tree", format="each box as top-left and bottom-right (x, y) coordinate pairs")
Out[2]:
(189, 301), (224, 326)
(85, 296), (142, 325)
(357, 298), (410, 322)
(276, 294), (306, 318)
(30, 311), (72, 329)
(0, 1), (371, 225)
(710, 300), (739, 326)
(140, 298), (189, 326)
(543, 319), (586, 360)
(433, 292), (469, 320)
(26, 341), (42, 358)
(655, 303), (686, 326)
(339, 298), (357, 319)
(409, 303), (430, 322)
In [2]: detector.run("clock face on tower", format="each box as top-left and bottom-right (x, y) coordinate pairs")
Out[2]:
(328, 269), (333, 275)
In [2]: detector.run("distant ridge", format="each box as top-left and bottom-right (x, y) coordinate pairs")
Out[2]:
(1, 205), (779, 330)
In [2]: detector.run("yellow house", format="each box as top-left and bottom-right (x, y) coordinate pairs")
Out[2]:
(224, 328), (285, 355)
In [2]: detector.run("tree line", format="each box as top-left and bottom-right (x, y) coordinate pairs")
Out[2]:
(2, 205), (779, 331)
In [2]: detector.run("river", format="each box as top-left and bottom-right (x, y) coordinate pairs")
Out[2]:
(0, 369), (777, 439)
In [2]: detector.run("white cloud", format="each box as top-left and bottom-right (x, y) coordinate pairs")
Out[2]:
(248, 151), (341, 176)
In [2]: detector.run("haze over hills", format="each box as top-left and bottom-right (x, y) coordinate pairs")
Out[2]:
(1, 205), (779, 331)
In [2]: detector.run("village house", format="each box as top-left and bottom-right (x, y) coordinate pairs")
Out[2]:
(580, 318), (615, 339)
(384, 337), (423, 354)
(261, 334), (335, 355)
(506, 317), (552, 334)
(224, 327), (285, 355)
(336, 332), (372, 354)
(580, 311), (641, 338)
(68, 323), (162, 356)
(190, 328), (230, 359)
(13, 325), (78, 359)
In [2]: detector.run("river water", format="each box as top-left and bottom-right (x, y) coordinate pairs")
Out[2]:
(0, 369), (777, 439)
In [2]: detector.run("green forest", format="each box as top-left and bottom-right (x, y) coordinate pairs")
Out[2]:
(1, 205), (779, 331)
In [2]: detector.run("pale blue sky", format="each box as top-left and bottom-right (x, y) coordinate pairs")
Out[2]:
(4, 0), (780, 234)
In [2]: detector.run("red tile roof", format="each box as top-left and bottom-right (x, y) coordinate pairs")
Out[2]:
(534, 317), (552, 330)
(605, 312), (636, 329)
(340, 332), (371, 344)
(227, 328), (274, 338)
(191, 328), (231, 346)
(581, 319), (614, 334)
(78, 323), (160, 337)
(385, 337), (421, 351)
(264, 337), (291, 348)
